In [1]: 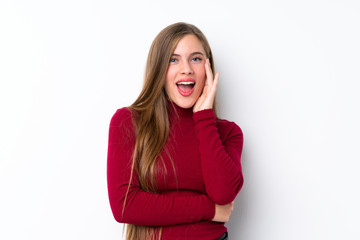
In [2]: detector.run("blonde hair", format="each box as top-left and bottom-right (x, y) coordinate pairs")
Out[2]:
(125, 22), (216, 240)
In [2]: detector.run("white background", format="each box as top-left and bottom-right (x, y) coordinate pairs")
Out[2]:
(1, 0), (359, 239)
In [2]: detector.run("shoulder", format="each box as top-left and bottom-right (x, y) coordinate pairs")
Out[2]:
(110, 107), (133, 127)
(108, 107), (136, 142)
(215, 117), (243, 141)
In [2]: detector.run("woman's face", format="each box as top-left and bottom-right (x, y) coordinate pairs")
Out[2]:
(165, 34), (207, 109)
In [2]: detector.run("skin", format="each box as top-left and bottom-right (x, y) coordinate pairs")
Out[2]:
(164, 34), (234, 223)
(164, 34), (220, 112)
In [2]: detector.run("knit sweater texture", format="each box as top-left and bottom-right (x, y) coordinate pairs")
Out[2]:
(107, 101), (244, 239)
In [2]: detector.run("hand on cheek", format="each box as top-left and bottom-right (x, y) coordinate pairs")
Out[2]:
(193, 58), (219, 113)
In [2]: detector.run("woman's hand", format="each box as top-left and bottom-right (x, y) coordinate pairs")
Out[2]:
(193, 58), (219, 113)
(212, 202), (234, 223)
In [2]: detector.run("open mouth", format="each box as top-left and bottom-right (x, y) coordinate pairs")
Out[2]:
(176, 81), (195, 96)
(176, 82), (195, 91)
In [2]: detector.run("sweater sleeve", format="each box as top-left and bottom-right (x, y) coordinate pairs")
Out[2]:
(193, 109), (244, 205)
(107, 108), (215, 226)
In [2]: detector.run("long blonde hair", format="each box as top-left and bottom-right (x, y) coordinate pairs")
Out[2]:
(125, 22), (216, 240)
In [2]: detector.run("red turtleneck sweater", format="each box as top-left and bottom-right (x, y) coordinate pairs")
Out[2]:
(107, 102), (244, 239)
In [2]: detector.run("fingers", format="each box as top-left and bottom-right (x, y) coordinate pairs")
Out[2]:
(205, 58), (219, 92)
(229, 201), (234, 210)
(194, 58), (219, 113)
(213, 72), (219, 90)
(205, 59), (213, 84)
(212, 202), (235, 223)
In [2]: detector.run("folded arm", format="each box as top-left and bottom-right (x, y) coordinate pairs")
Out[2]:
(107, 108), (215, 226)
(193, 109), (244, 205)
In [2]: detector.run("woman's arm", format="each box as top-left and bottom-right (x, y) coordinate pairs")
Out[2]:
(107, 108), (215, 226)
(193, 109), (244, 205)
(192, 59), (244, 205)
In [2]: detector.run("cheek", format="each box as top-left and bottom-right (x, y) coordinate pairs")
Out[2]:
(196, 63), (206, 78)
(165, 66), (176, 84)
(195, 65), (206, 89)
(164, 73), (173, 96)
(166, 66), (177, 82)
(196, 79), (205, 94)
(194, 78), (205, 98)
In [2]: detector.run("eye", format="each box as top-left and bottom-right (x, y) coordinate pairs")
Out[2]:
(192, 57), (202, 62)
(169, 58), (178, 63)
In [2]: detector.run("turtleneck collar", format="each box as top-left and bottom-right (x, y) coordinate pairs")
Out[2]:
(167, 99), (194, 118)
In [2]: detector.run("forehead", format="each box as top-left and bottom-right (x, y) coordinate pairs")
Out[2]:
(173, 34), (205, 54)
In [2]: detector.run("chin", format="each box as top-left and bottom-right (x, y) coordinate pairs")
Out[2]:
(172, 97), (196, 109)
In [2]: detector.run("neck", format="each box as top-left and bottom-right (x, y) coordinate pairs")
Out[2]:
(167, 99), (193, 118)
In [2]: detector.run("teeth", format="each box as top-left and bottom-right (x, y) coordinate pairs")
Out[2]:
(177, 82), (195, 85)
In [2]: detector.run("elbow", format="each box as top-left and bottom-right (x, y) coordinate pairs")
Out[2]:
(108, 183), (143, 224)
(108, 189), (133, 224)
(209, 176), (244, 205)
(114, 214), (129, 224)
(109, 191), (140, 224)
(107, 180), (135, 223)
(111, 202), (136, 224)
(112, 206), (126, 223)
(211, 195), (234, 206)
(110, 198), (128, 223)
(210, 190), (237, 205)
(113, 212), (123, 223)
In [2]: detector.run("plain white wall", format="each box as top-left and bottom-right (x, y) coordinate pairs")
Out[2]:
(1, 0), (359, 239)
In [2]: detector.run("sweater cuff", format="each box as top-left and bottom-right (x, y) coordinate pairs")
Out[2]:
(193, 109), (216, 122)
(205, 198), (216, 221)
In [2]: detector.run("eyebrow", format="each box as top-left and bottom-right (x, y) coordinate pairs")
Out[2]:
(171, 52), (205, 57)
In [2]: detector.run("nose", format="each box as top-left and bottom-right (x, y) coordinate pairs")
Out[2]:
(180, 61), (194, 75)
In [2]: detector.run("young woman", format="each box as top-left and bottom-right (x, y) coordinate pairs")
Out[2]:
(107, 22), (244, 240)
